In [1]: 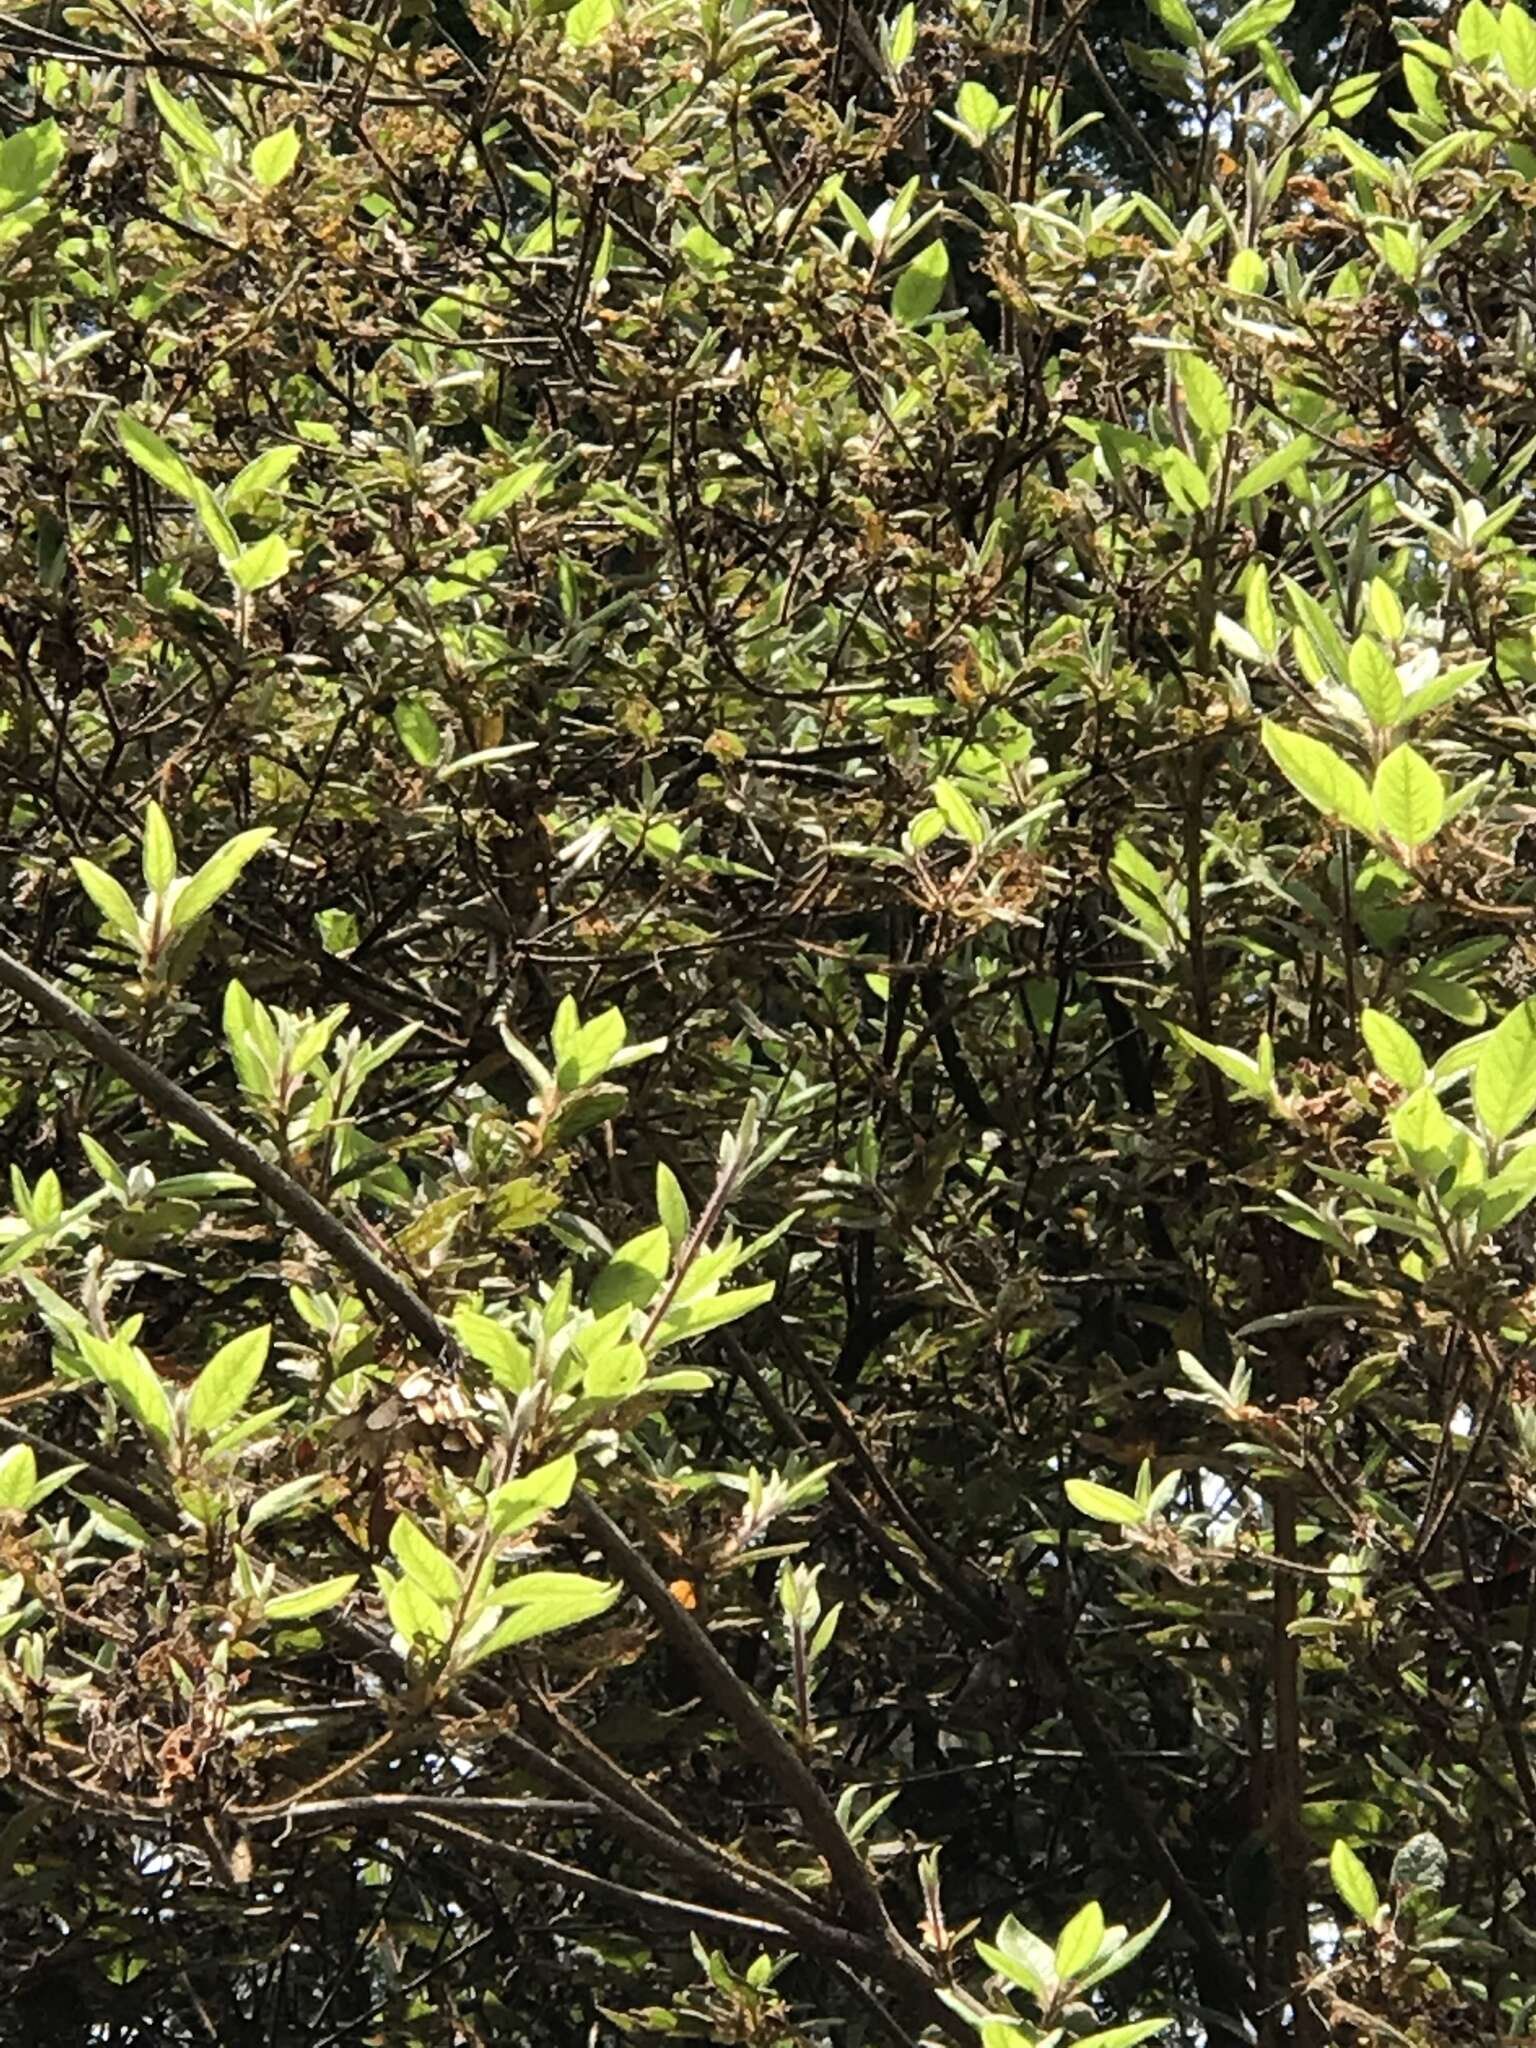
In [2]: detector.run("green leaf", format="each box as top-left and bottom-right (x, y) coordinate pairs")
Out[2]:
(1330, 1838), (1381, 1922)
(71, 857), (140, 941)
(1232, 434), (1314, 502)
(1145, 0), (1198, 43)
(466, 1572), (620, 1659)
(393, 698), (443, 765)
(1214, 0), (1292, 51)
(565, 0), (616, 46)
(1367, 576), (1404, 640)
(1260, 722), (1375, 836)
(1480, 1144), (1536, 1229)
(892, 240), (949, 324)
(591, 1224), (672, 1315)
(454, 1308), (532, 1390)
(487, 1453), (578, 1536)
(978, 1916), (1057, 2000)
(142, 801), (177, 893)
(1391, 1087), (1458, 1180)
(1174, 1027), (1270, 1101)
(0, 1443), (37, 1510)
(146, 71), (221, 157)
(680, 223), (733, 272)
(390, 1514), (462, 1603)
(170, 827), (275, 928)
(250, 126), (301, 186)
(1346, 637), (1403, 727)
(186, 1326), (270, 1438)
(1065, 1478), (1147, 1525)
(954, 80), (1006, 137)
(932, 777), (986, 847)
(78, 1331), (174, 1444)
(1077, 1901), (1170, 1990)
(1055, 1900), (1106, 1979)
(1360, 1009), (1425, 1092)
(1473, 1000), (1536, 1141)
(467, 460), (548, 525)
(652, 1281), (775, 1345)
(117, 413), (203, 504)
(887, 2), (917, 67)
(1110, 838), (1174, 950)
(656, 1163), (690, 1248)
(383, 1569), (451, 1651)
(0, 119), (65, 214)
(1458, 0), (1499, 61)
(1073, 2025), (1172, 2048)
(227, 532), (292, 592)
(266, 1574), (357, 1622)
(226, 446), (302, 512)
(1178, 354), (1231, 441)
(1373, 743), (1444, 849)
(1503, 1), (1536, 86)
(1281, 577), (1351, 679)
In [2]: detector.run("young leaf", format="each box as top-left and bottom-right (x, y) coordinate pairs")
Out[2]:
(186, 1326), (271, 1438)
(1065, 1478), (1147, 1525)
(1260, 723), (1375, 836)
(226, 446), (302, 512)
(656, 1162), (690, 1247)
(468, 459), (548, 524)
(1473, 999), (1536, 1142)
(390, 1514), (462, 1603)
(487, 1452), (578, 1536)
(1055, 1900), (1106, 1980)
(932, 777), (986, 847)
(1178, 354), (1231, 441)
(71, 858), (140, 941)
(1373, 744), (1444, 848)
(142, 801), (177, 893)
(590, 1224), (672, 1315)
(117, 413), (203, 504)
(0, 1442), (37, 1510)
(1330, 1838), (1381, 1922)
(1346, 637), (1403, 727)
(454, 1308), (532, 1390)
(266, 1574), (357, 1622)
(1174, 1027), (1270, 1101)
(1360, 1009), (1426, 1092)
(170, 828), (275, 928)
(78, 1331), (174, 1444)
(250, 126), (301, 187)
(227, 532), (292, 592)
(892, 240), (949, 324)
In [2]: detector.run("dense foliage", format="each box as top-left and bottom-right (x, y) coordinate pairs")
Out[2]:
(10, 0), (1536, 2043)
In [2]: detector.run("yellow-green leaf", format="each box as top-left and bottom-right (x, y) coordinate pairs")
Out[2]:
(1055, 1900), (1106, 1980)
(1473, 999), (1536, 1142)
(266, 1573), (357, 1621)
(892, 239), (949, 324)
(1178, 354), (1231, 441)
(142, 801), (177, 892)
(71, 857), (140, 940)
(1330, 1838), (1380, 1922)
(390, 1514), (462, 1603)
(1360, 1009), (1425, 1092)
(186, 1326), (270, 1438)
(251, 126), (301, 187)
(1372, 743), (1443, 849)
(1261, 722), (1375, 835)
(1065, 1478), (1146, 1525)
(170, 827), (275, 929)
